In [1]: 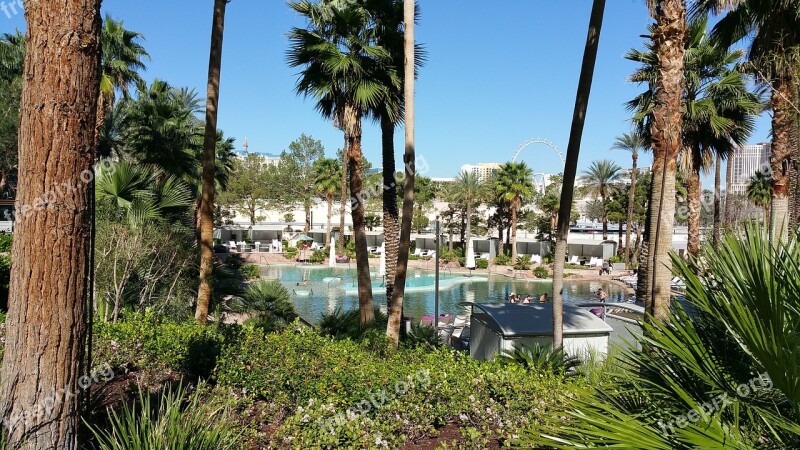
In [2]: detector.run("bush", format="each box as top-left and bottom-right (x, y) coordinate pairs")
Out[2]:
(88, 383), (241, 450)
(0, 234), (11, 252)
(310, 248), (326, 264)
(476, 258), (489, 269)
(494, 254), (511, 266)
(533, 266), (550, 279)
(318, 308), (387, 341)
(215, 326), (583, 448)
(499, 344), (581, 378)
(608, 255), (623, 264)
(233, 281), (297, 334)
(240, 264), (261, 280)
(513, 256), (531, 271)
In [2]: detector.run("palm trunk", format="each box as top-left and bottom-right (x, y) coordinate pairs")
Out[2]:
(791, 114), (800, 233)
(338, 133), (348, 255)
(769, 77), (794, 243)
(196, 0), (227, 325)
(325, 194), (333, 247)
(510, 202), (518, 261)
(625, 154), (637, 266)
(346, 119), (374, 327)
(713, 153), (722, 245)
(552, 0), (606, 349)
(601, 191), (608, 240)
(617, 217), (623, 251)
(687, 152), (701, 256)
(380, 115), (399, 304)
(637, 176), (654, 304)
(0, 1), (102, 447)
(94, 91), (112, 156)
(645, 0), (685, 324)
(725, 148), (734, 226)
(387, 0), (415, 346)
(464, 202), (472, 248)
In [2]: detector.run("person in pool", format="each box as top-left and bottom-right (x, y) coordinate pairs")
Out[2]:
(509, 292), (518, 303)
(522, 295), (533, 304)
(596, 288), (607, 302)
(539, 292), (549, 303)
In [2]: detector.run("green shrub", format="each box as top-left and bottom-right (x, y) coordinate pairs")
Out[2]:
(476, 258), (489, 269)
(310, 249), (327, 264)
(0, 234), (11, 252)
(533, 266), (550, 279)
(494, 254), (511, 266)
(240, 264), (261, 280)
(402, 323), (442, 350)
(231, 281), (297, 334)
(318, 308), (387, 341)
(607, 255), (623, 264)
(499, 344), (581, 378)
(88, 383), (241, 450)
(513, 256), (531, 270)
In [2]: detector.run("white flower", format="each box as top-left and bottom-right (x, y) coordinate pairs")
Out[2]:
(301, 414), (310, 423)
(469, 395), (475, 402)
(533, 408), (539, 414)
(459, 413), (468, 421)
(297, 405), (305, 413)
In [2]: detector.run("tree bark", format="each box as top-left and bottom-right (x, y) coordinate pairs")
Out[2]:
(601, 190), (608, 240)
(552, 0), (605, 349)
(196, 0), (228, 325)
(510, 202), (518, 261)
(346, 117), (374, 327)
(0, 0), (102, 448)
(325, 194), (332, 247)
(637, 175), (654, 305)
(769, 77), (794, 243)
(381, 116), (399, 304)
(687, 151), (701, 256)
(625, 153), (637, 266)
(645, 0), (685, 324)
(338, 133), (348, 255)
(387, 0), (415, 346)
(725, 147), (734, 226)
(713, 153), (722, 245)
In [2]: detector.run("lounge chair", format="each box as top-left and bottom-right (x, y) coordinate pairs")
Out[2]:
(479, 253), (491, 260)
(254, 241), (262, 252)
(228, 241), (238, 252)
(568, 255), (579, 265)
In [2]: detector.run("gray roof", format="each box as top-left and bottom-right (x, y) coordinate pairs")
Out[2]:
(470, 303), (613, 338)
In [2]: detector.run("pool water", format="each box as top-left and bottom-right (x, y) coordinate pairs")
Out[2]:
(261, 265), (633, 324)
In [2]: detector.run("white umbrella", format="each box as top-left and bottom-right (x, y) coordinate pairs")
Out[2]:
(465, 238), (476, 269)
(329, 238), (336, 268)
(379, 242), (386, 276)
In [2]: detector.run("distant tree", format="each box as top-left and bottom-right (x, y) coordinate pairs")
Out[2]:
(580, 159), (623, 239)
(276, 134), (325, 232)
(747, 170), (773, 225)
(611, 131), (648, 265)
(314, 158), (342, 247)
(218, 154), (274, 226)
(495, 162), (534, 261)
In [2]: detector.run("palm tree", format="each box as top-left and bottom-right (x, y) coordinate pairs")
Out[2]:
(197, 0), (229, 325)
(388, 0), (417, 346)
(96, 16), (149, 149)
(0, 1), (102, 447)
(580, 160), (623, 240)
(747, 170), (772, 224)
(628, 15), (759, 256)
(452, 171), (488, 248)
(288, 1), (393, 326)
(693, 0), (800, 243)
(495, 162), (534, 261)
(612, 132), (647, 266)
(314, 158), (342, 247)
(551, 0), (606, 349)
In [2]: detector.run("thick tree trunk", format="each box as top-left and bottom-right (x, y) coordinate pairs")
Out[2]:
(713, 153), (722, 245)
(552, 0), (605, 349)
(636, 169), (655, 305)
(645, 0), (685, 324)
(601, 192), (608, 240)
(325, 195), (332, 247)
(791, 116), (800, 233)
(464, 203), (472, 249)
(387, 0), (415, 346)
(625, 153), (637, 266)
(196, 0), (227, 325)
(725, 148), (734, 226)
(0, 0), (102, 448)
(687, 154), (701, 256)
(769, 78), (794, 243)
(338, 133), (348, 255)
(347, 123), (374, 326)
(510, 203), (518, 261)
(304, 200), (311, 232)
(380, 116), (399, 304)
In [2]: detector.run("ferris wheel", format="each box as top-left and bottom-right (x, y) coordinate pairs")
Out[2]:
(511, 138), (565, 166)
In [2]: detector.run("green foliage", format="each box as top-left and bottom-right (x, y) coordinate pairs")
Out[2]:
(93, 312), (233, 380)
(438, 248), (459, 264)
(232, 281), (297, 334)
(494, 254), (511, 266)
(533, 266), (550, 279)
(239, 264), (260, 280)
(402, 323), (442, 350)
(88, 383), (241, 450)
(317, 308), (388, 342)
(0, 234), (11, 252)
(215, 325), (584, 448)
(310, 248), (326, 264)
(476, 258), (489, 269)
(513, 256), (531, 270)
(218, 153), (275, 226)
(499, 344), (582, 378)
(607, 255), (623, 264)
(528, 226), (800, 448)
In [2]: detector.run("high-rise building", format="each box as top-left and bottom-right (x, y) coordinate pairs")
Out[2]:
(459, 162), (502, 181)
(728, 142), (771, 196)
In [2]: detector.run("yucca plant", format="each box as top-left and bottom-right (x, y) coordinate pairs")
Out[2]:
(499, 343), (581, 378)
(526, 225), (800, 448)
(87, 383), (240, 450)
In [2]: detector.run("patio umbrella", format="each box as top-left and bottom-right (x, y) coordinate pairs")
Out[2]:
(294, 234), (314, 242)
(379, 242), (386, 276)
(465, 238), (476, 269)
(329, 238), (336, 268)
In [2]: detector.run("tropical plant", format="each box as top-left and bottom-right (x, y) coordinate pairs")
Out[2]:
(528, 226), (800, 448)
(495, 162), (534, 261)
(231, 280), (297, 333)
(513, 256), (531, 271)
(693, 0), (800, 244)
(314, 158), (342, 247)
(88, 384), (241, 450)
(499, 343), (581, 378)
(288, 0), (397, 326)
(612, 131), (648, 265)
(747, 170), (773, 224)
(580, 160), (623, 240)
(452, 171), (489, 247)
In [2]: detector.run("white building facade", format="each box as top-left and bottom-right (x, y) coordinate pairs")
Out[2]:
(728, 142), (771, 196)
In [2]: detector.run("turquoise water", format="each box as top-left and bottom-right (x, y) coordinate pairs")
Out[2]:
(262, 265), (633, 324)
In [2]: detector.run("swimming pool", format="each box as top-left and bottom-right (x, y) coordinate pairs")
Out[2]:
(261, 265), (634, 324)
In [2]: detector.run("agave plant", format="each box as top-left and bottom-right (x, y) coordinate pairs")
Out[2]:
(526, 225), (800, 448)
(87, 383), (241, 450)
(499, 343), (581, 378)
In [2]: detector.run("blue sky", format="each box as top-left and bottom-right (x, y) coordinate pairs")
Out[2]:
(2, 0), (772, 186)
